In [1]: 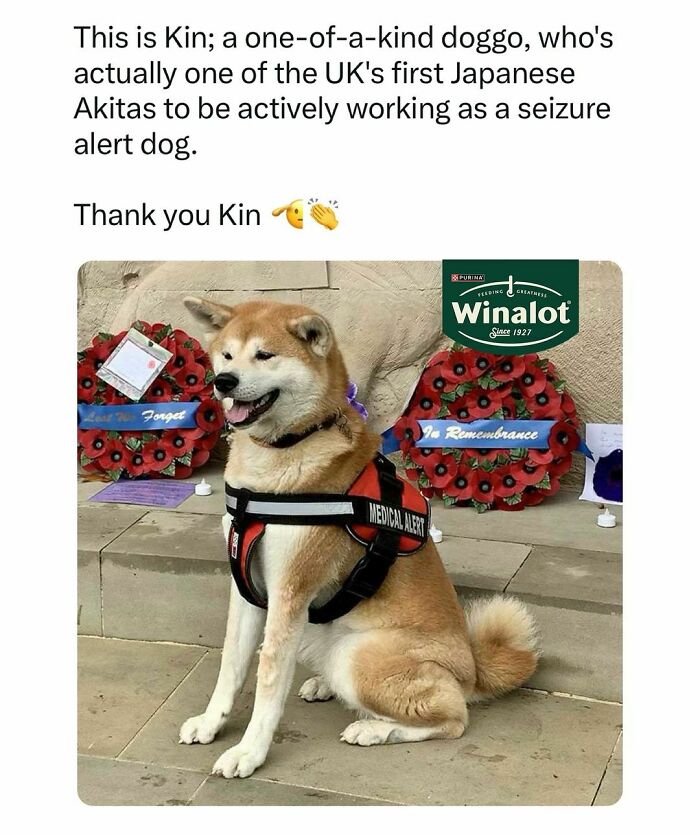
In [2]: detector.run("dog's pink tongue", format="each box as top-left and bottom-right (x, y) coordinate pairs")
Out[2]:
(225, 402), (252, 424)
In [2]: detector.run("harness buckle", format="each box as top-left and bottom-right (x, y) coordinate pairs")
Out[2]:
(344, 535), (398, 599)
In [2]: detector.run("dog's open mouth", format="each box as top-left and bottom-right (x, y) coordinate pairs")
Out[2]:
(224, 390), (279, 427)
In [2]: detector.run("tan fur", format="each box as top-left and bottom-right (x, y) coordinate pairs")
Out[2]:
(183, 298), (539, 770)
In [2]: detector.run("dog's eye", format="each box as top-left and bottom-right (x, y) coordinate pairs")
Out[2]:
(222, 351), (233, 361)
(255, 350), (275, 361)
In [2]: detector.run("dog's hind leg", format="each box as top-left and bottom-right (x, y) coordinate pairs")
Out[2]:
(339, 644), (468, 747)
(179, 579), (265, 745)
(298, 675), (334, 702)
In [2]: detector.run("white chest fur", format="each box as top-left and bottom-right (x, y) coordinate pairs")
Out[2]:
(222, 513), (311, 602)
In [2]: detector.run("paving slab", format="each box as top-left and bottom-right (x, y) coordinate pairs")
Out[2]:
(78, 549), (102, 636)
(78, 636), (205, 757)
(192, 776), (394, 806)
(431, 490), (622, 554)
(594, 732), (622, 806)
(102, 511), (229, 645)
(78, 755), (204, 806)
(437, 537), (530, 592)
(524, 602), (621, 702)
(122, 650), (621, 805)
(78, 504), (148, 635)
(506, 545), (622, 611)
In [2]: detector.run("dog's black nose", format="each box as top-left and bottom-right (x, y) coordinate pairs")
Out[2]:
(214, 373), (239, 394)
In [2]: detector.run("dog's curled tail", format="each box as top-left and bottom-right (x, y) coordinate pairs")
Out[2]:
(465, 596), (540, 701)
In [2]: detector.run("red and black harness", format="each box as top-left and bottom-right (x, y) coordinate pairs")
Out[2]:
(225, 453), (430, 623)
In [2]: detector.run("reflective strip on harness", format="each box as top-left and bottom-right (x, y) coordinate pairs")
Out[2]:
(225, 495), (355, 517)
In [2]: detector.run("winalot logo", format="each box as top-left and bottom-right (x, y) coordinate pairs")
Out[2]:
(441, 260), (579, 355)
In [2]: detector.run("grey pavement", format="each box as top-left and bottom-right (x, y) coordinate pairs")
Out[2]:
(78, 637), (621, 806)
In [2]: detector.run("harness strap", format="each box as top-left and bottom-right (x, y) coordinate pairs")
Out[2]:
(308, 458), (402, 624)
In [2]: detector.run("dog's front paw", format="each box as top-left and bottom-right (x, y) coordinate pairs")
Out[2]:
(179, 713), (222, 745)
(212, 743), (266, 779)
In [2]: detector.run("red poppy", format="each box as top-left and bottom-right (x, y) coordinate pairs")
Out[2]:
(405, 465), (420, 483)
(443, 464), (473, 502)
(427, 350), (450, 368)
(175, 361), (207, 393)
(519, 364), (547, 397)
(141, 440), (175, 471)
(511, 459), (547, 487)
(174, 463), (194, 479)
(162, 431), (196, 458)
(408, 445), (441, 469)
(492, 356), (526, 383)
(539, 476), (560, 498)
(97, 439), (126, 472)
(449, 395), (471, 422)
(124, 448), (149, 476)
(442, 351), (473, 384)
(78, 366), (99, 401)
(88, 333), (123, 371)
(526, 384), (562, 419)
(522, 486), (546, 507)
(394, 415), (423, 453)
(527, 447), (554, 465)
(549, 454), (573, 478)
(495, 381), (514, 399)
(195, 399), (224, 433)
(164, 339), (196, 375)
(561, 392), (577, 417)
(544, 361), (559, 381)
(495, 496), (525, 512)
(549, 421), (580, 457)
(420, 365), (452, 396)
(469, 469), (496, 504)
(147, 379), (177, 403)
(409, 385), (441, 421)
(465, 387), (502, 419)
(191, 447), (212, 468)
(500, 395), (517, 420)
(78, 429), (108, 459)
(466, 351), (496, 378)
(422, 454), (458, 489)
(493, 466), (521, 498)
(464, 448), (501, 466)
(100, 385), (129, 405)
(198, 430), (221, 451)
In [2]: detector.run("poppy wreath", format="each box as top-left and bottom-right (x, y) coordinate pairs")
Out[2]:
(394, 345), (580, 512)
(78, 321), (224, 480)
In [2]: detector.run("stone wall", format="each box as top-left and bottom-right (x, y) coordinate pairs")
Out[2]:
(78, 260), (622, 489)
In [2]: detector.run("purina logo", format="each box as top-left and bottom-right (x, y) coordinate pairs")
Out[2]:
(442, 260), (579, 355)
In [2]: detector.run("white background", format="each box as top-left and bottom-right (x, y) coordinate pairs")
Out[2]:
(2, 0), (697, 828)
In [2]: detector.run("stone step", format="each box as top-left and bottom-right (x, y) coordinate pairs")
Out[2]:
(78, 481), (622, 702)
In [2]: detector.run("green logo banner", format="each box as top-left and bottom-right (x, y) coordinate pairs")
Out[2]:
(442, 260), (579, 355)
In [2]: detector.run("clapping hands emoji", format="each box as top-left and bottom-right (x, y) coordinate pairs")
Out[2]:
(311, 203), (339, 230)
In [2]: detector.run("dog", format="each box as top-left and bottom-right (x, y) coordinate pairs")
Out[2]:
(178, 297), (539, 779)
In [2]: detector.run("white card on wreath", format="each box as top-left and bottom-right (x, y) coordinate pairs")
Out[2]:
(97, 328), (172, 401)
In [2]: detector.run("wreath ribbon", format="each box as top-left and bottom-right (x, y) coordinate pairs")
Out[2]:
(78, 402), (199, 431)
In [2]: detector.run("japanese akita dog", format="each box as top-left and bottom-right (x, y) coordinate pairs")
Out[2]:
(179, 297), (539, 779)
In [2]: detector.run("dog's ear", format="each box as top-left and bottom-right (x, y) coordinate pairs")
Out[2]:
(287, 314), (333, 358)
(183, 296), (234, 329)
